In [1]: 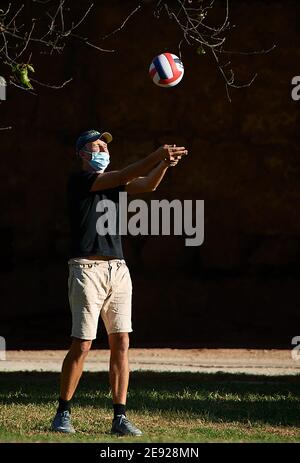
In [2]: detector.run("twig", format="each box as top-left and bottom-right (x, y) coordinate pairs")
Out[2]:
(6, 3), (23, 28)
(48, 0), (65, 34)
(30, 76), (73, 89)
(84, 41), (115, 53)
(219, 45), (276, 56)
(70, 3), (94, 32)
(69, 34), (115, 52)
(0, 3), (12, 18)
(101, 5), (142, 40)
(211, 46), (257, 102)
(1, 32), (9, 59)
(59, 0), (65, 33)
(32, 0), (52, 4)
(9, 79), (38, 95)
(16, 19), (36, 59)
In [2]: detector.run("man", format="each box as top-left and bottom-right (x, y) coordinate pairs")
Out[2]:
(51, 129), (188, 436)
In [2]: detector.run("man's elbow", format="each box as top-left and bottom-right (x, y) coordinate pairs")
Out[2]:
(145, 184), (157, 192)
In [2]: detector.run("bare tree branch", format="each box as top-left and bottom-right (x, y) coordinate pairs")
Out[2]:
(0, 0), (116, 92)
(70, 3), (94, 32)
(83, 40), (115, 53)
(6, 4), (24, 29)
(68, 33), (115, 52)
(47, 0), (65, 34)
(154, 0), (275, 101)
(0, 0), (275, 106)
(16, 19), (36, 59)
(101, 5), (142, 40)
(0, 3), (12, 18)
(1, 31), (9, 59)
(211, 46), (257, 102)
(32, 0), (51, 4)
(0, 1), (146, 131)
(30, 76), (73, 89)
(59, 0), (65, 33)
(9, 79), (38, 95)
(219, 45), (276, 56)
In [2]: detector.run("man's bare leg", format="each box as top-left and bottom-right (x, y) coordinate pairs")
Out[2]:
(109, 332), (142, 435)
(52, 338), (92, 433)
(108, 332), (129, 405)
(60, 338), (92, 400)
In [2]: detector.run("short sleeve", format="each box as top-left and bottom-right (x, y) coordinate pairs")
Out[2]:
(68, 172), (98, 198)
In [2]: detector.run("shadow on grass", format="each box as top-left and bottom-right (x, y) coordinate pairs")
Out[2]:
(0, 371), (300, 426)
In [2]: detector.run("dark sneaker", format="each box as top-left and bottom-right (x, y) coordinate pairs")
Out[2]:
(111, 414), (143, 436)
(51, 410), (75, 433)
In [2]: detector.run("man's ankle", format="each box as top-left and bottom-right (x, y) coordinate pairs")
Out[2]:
(113, 403), (126, 419)
(57, 397), (72, 413)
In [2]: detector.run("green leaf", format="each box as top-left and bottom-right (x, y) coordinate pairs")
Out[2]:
(197, 45), (206, 55)
(11, 63), (35, 89)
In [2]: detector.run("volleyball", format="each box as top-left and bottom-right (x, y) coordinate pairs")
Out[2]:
(149, 53), (184, 88)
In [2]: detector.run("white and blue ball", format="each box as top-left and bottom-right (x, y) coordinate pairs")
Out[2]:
(149, 53), (184, 88)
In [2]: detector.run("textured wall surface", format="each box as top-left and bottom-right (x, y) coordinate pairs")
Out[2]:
(1, 1), (299, 349)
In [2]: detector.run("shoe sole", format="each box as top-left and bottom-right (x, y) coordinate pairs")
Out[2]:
(52, 427), (76, 434)
(111, 430), (142, 437)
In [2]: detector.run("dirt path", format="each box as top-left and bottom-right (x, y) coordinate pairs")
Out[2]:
(1, 349), (299, 375)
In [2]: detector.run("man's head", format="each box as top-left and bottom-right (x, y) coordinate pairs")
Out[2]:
(76, 129), (113, 172)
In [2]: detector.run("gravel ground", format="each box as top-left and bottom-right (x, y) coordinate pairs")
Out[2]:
(0, 348), (299, 375)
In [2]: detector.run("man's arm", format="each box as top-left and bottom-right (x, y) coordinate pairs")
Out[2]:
(125, 161), (169, 194)
(125, 154), (185, 194)
(90, 145), (187, 192)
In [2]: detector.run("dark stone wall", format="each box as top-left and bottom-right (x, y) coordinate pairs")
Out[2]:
(1, 0), (299, 349)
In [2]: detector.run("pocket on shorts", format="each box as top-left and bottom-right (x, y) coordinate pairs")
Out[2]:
(69, 265), (99, 309)
(117, 263), (132, 293)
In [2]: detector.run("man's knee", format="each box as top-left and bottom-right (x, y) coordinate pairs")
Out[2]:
(109, 332), (129, 355)
(70, 338), (92, 358)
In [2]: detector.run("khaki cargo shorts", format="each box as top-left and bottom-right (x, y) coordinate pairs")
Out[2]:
(68, 258), (133, 340)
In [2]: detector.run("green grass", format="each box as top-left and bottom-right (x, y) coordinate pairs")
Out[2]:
(0, 371), (300, 443)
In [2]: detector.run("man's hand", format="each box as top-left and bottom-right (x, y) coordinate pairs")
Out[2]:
(125, 145), (188, 194)
(164, 157), (180, 167)
(163, 144), (188, 167)
(155, 144), (188, 163)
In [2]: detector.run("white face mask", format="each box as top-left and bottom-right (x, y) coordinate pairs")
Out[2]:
(83, 150), (110, 171)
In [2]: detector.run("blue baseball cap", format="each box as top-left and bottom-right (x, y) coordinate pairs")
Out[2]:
(76, 129), (113, 154)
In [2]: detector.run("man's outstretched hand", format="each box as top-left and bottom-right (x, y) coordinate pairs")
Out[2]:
(155, 144), (188, 167)
(156, 144), (188, 165)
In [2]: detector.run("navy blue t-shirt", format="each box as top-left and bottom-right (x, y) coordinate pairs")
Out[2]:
(67, 171), (125, 259)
